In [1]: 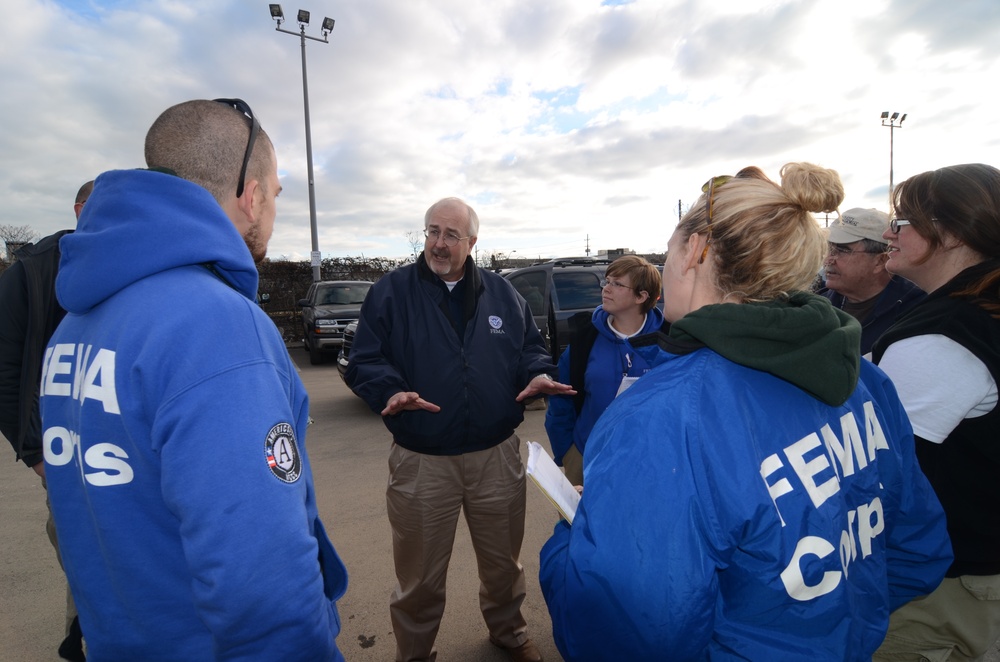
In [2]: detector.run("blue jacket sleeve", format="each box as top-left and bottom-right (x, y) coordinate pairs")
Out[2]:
(344, 287), (408, 413)
(158, 363), (345, 661)
(861, 363), (952, 610)
(544, 346), (576, 464)
(539, 404), (721, 662)
(884, 430), (952, 610)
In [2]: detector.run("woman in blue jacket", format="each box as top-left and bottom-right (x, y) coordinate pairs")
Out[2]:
(539, 163), (953, 661)
(545, 255), (664, 485)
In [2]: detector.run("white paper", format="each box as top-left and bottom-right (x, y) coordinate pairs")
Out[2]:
(525, 440), (581, 524)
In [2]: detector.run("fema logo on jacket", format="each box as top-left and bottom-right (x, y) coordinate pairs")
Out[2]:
(489, 315), (505, 335)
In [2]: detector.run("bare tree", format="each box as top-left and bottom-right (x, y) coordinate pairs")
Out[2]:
(404, 230), (422, 262)
(0, 224), (38, 263)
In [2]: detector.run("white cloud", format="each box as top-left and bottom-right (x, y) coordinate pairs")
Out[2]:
(3, 0), (999, 262)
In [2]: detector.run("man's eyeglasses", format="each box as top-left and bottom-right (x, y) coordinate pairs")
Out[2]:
(600, 278), (631, 290)
(827, 243), (885, 257)
(424, 228), (470, 247)
(889, 218), (911, 234)
(699, 175), (733, 264)
(213, 98), (260, 198)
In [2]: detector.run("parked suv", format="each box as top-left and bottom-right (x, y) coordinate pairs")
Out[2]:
(297, 280), (372, 365)
(336, 320), (359, 382)
(503, 257), (614, 362)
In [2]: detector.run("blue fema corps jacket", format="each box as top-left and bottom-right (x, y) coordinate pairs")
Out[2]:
(540, 293), (952, 661)
(40, 170), (348, 661)
(545, 305), (665, 464)
(346, 254), (555, 455)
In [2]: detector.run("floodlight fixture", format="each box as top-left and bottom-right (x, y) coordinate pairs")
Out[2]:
(269, 5), (336, 281)
(879, 110), (909, 212)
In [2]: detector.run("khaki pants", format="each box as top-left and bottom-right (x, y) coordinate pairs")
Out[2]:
(386, 436), (528, 662)
(874, 575), (1000, 662)
(561, 444), (584, 487)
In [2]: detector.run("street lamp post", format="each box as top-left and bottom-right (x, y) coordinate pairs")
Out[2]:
(269, 5), (335, 282)
(880, 111), (907, 211)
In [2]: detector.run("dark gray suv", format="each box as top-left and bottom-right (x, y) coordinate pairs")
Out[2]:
(297, 280), (372, 365)
(503, 257), (615, 362)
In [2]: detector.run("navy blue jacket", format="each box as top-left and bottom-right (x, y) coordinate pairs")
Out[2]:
(346, 254), (555, 455)
(819, 275), (924, 355)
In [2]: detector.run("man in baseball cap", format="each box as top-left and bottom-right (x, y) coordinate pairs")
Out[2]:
(818, 207), (924, 355)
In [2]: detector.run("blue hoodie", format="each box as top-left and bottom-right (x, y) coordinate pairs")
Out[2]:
(40, 169), (347, 661)
(545, 305), (665, 464)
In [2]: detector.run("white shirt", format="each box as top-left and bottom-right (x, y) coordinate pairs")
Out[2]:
(878, 334), (998, 443)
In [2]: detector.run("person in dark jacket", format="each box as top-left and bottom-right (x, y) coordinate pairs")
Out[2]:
(873, 163), (1000, 661)
(817, 207), (924, 355)
(346, 197), (573, 662)
(0, 179), (91, 661)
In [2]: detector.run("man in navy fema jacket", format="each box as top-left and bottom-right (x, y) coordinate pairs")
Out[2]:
(346, 197), (574, 662)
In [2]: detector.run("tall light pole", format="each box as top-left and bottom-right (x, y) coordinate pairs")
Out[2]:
(269, 5), (334, 282)
(880, 111), (907, 211)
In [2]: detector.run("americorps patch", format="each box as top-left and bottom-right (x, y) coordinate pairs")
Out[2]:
(264, 422), (301, 483)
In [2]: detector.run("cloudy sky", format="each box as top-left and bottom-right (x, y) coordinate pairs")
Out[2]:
(3, 0), (999, 263)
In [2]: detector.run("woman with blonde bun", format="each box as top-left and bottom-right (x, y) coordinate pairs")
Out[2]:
(540, 163), (952, 661)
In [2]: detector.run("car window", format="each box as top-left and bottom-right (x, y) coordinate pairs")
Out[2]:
(507, 272), (547, 316)
(318, 284), (371, 305)
(552, 271), (603, 311)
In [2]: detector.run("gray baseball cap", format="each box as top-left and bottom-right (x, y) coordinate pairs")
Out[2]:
(827, 208), (890, 244)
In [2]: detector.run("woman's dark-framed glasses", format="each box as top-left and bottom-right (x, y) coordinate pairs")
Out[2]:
(214, 98), (260, 198)
(889, 218), (911, 233)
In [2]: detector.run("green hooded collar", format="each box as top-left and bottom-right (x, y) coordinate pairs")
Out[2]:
(668, 291), (861, 406)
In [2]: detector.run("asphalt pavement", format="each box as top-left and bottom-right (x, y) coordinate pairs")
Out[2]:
(0, 348), (565, 662)
(2, 346), (999, 661)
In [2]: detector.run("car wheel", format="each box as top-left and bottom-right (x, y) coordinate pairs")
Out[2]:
(309, 339), (324, 365)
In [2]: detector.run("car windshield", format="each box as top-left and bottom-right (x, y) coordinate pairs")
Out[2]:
(318, 284), (370, 305)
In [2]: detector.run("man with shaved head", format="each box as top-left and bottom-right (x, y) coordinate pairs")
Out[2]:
(39, 99), (348, 661)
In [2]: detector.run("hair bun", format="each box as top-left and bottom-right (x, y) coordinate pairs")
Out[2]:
(779, 162), (844, 214)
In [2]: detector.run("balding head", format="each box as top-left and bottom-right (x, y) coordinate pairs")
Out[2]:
(144, 99), (275, 206)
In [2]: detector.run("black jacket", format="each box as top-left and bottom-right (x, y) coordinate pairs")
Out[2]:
(346, 254), (555, 455)
(819, 275), (925, 354)
(873, 261), (1000, 576)
(0, 230), (71, 466)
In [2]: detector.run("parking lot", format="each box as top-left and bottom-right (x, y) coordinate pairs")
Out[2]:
(0, 348), (565, 661)
(3, 345), (999, 661)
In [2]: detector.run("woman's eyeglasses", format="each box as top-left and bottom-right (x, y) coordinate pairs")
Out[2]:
(214, 98), (260, 198)
(600, 278), (631, 290)
(889, 218), (911, 233)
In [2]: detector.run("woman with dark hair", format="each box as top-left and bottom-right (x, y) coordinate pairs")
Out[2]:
(539, 163), (952, 661)
(872, 163), (1000, 661)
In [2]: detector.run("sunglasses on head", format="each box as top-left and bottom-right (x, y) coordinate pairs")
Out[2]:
(698, 175), (733, 264)
(213, 98), (260, 198)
